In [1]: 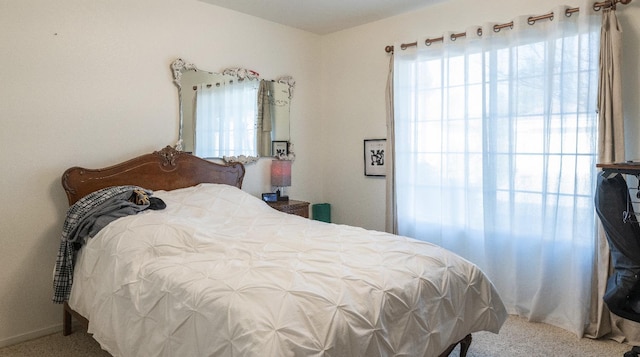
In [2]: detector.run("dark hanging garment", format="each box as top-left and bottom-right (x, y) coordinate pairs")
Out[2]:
(595, 172), (640, 322)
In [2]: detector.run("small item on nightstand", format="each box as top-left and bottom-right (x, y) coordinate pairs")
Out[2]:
(262, 192), (278, 202)
(275, 189), (289, 201)
(271, 160), (292, 202)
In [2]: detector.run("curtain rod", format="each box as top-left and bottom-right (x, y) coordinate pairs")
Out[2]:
(384, 0), (631, 53)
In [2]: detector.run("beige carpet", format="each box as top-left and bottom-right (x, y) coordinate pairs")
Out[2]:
(456, 315), (632, 356)
(0, 315), (633, 356)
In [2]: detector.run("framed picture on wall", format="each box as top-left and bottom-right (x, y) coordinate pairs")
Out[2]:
(272, 141), (289, 158)
(364, 139), (386, 177)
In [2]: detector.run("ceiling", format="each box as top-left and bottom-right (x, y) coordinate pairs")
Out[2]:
(198, 0), (448, 35)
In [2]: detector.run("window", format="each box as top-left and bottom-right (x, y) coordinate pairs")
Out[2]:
(394, 12), (600, 335)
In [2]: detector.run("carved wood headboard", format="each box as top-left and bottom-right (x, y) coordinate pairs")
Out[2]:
(61, 146), (245, 205)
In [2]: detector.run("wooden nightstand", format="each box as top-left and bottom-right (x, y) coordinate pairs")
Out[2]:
(267, 200), (310, 218)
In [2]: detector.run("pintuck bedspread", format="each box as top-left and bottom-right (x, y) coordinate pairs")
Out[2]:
(69, 183), (506, 357)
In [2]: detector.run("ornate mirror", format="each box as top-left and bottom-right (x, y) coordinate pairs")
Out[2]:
(171, 58), (294, 163)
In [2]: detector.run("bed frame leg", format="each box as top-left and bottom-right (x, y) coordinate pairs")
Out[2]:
(459, 334), (472, 357)
(62, 302), (72, 336)
(438, 334), (473, 357)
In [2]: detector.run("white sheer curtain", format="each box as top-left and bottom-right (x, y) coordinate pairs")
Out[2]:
(394, 1), (601, 335)
(195, 79), (259, 158)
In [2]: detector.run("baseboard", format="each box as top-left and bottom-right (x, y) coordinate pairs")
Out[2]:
(0, 323), (62, 349)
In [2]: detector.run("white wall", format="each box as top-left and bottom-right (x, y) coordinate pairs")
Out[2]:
(320, 0), (640, 230)
(0, 0), (322, 346)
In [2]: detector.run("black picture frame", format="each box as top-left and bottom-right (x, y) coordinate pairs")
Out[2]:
(272, 140), (289, 158)
(364, 139), (386, 176)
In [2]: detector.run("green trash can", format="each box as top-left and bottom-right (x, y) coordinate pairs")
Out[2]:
(312, 203), (331, 223)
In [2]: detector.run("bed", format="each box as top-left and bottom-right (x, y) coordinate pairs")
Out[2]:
(56, 146), (506, 357)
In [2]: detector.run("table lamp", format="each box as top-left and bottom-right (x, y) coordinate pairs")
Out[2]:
(271, 160), (291, 201)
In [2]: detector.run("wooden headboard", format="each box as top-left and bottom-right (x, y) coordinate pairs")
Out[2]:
(61, 146), (245, 205)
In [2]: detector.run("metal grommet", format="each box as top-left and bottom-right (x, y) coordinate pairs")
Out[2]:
(450, 34), (457, 41)
(477, 28), (483, 37)
(527, 17), (536, 25)
(425, 39), (432, 46)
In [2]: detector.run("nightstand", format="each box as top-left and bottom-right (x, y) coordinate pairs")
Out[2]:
(267, 200), (310, 218)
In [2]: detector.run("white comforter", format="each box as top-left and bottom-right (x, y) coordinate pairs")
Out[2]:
(70, 183), (506, 357)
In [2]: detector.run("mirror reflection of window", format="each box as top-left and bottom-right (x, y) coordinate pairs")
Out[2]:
(194, 79), (259, 158)
(171, 59), (293, 161)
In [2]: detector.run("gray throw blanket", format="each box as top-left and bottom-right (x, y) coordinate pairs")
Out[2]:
(52, 186), (153, 304)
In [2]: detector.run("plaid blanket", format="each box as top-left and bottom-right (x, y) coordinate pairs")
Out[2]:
(52, 186), (151, 303)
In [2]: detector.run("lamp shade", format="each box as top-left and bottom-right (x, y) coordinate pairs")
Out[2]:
(271, 160), (292, 187)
